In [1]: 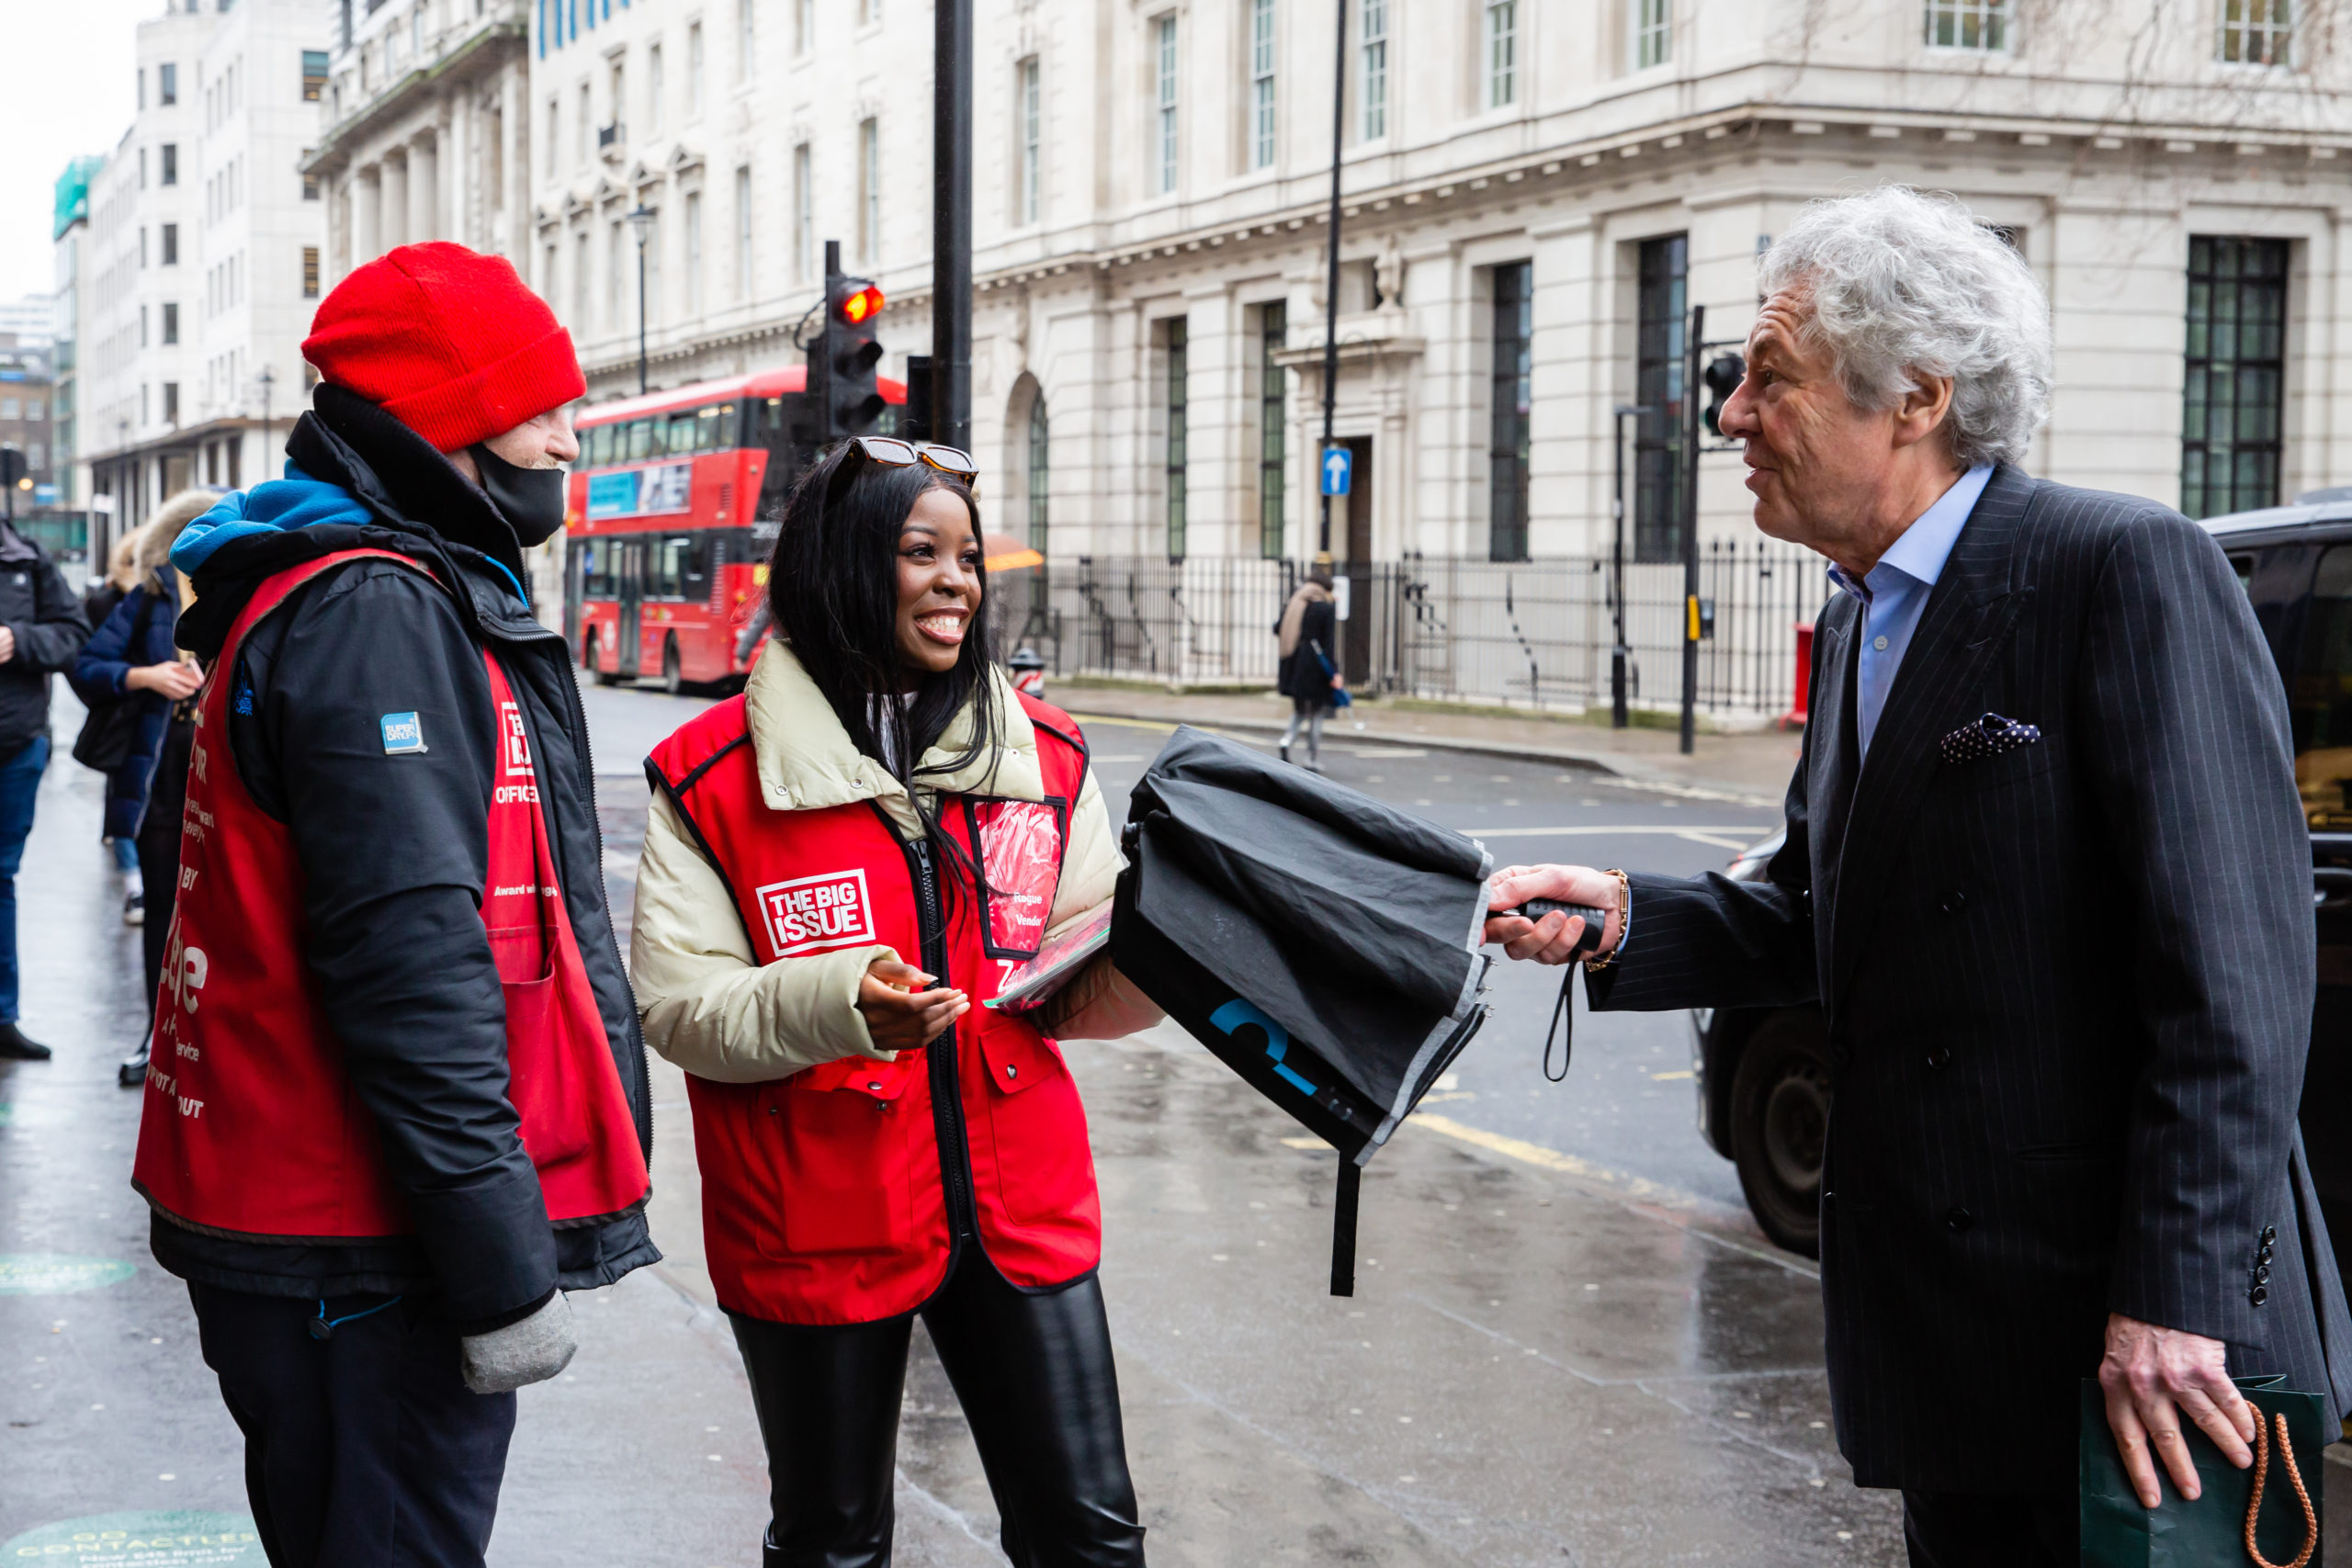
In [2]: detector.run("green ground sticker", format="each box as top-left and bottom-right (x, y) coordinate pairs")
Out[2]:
(3, 1513), (264, 1563)
(0, 1256), (136, 1294)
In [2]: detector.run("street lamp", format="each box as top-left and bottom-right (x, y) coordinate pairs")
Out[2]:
(1610, 403), (1651, 730)
(627, 204), (657, 395)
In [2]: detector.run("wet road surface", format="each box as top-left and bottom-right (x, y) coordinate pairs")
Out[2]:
(14, 679), (2325, 1564)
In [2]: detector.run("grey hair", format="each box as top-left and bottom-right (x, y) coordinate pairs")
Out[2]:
(1758, 186), (2052, 469)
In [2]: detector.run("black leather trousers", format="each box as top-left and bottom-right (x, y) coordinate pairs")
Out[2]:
(730, 1255), (1147, 1568)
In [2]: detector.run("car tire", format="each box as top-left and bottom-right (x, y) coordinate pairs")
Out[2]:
(662, 636), (684, 696)
(1730, 1010), (1829, 1258)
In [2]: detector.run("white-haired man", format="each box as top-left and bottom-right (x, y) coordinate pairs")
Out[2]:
(1487, 186), (2352, 1564)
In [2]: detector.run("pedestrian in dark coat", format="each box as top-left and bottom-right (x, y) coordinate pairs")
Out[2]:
(1273, 561), (1340, 770)
(71, 498), (210, 931)
(1487, 187), (2352, 1567)
(0, 513), (92, 1059)
(73, 500), (207, 1081)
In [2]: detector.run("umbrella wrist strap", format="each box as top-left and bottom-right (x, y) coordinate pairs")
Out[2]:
(1330, 1162), (1362, 1298)
(1544, 970), (1575, 1083)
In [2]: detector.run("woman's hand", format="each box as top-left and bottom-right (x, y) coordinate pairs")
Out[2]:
(854, 956), (967, 1053)
(127, 661), (203, 700)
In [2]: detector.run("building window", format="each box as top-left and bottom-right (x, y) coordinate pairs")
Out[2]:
(1361, 0), (1387, 140)
(164, 383), (179, 426)
(547, 97), (560, 177)
(1026, 396), (1050, 553)
(159, 62), (176, 105)
(578, 83), (592, 167)
(302, 49), (328, 99)
(1165, 317), (1188, 560)
(1925, 0), (2008, 49)
(1250, 0), (1277, 170)
(2219, 0), (2292, 64)
(545, 241), (560, 302)
(688, 22), (705, 116)
(795, 0), (814, 53)
(857, 118), (880, 265)
(1634, 233), (1689, 563)
(647, 44), (663, 135)
(1155, 15), (1179, 195)
(2182, 235), (2289, 519)
(1017, 57), (1042, 225)
(302, 246), (321, 299)
(1258, 300), (1287, 559)
(1633, 0), (1670, 69)
(1487, 1), (1520, 104)
(303, 166), (321, 201)
(161, 224), (178, 265)
(1489, 262), (1532, 562)
(161, 144), (178, 186)
(734, 166), (752, 300)
(737, 0), (753, 81)
(793, 142), (813, 281)
(684, 191), (704, 316)
(163, 302), (178, 344)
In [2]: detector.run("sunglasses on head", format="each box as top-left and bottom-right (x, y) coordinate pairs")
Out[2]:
(826, 436), (980, 505)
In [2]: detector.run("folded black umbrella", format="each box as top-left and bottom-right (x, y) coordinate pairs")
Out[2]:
(1110, 726), (1496, 1294)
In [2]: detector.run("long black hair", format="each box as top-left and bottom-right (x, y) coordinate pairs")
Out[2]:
(765, 441), (1000, 799)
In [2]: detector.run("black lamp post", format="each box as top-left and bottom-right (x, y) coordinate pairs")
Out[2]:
(627, 204), (656, 395)
(1610, 402), (1650, 730)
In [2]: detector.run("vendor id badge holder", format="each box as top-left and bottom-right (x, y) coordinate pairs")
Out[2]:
(964, 796), (1069, 969)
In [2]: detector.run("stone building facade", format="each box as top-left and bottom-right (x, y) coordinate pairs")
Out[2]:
(522, 0), (2352, 574)
(307, 0), (536, 287)
(74, 0), (328, 552)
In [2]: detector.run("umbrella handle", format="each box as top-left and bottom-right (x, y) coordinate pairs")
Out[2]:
(1507, 900), (1611, 958)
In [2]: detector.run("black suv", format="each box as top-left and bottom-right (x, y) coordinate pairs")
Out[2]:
(1696, 500), (2352, 1260)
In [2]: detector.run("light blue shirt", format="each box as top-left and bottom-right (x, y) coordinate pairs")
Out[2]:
(1825, 465), (1994, 758)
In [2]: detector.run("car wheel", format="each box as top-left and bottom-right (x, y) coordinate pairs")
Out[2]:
(1730, 1010), (1829, 1258)
(661, 637), (684, 696)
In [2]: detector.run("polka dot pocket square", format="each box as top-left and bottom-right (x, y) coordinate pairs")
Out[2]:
(1939, 712), (2042, 766)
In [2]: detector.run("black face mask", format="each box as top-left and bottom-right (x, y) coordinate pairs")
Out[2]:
(469, 443), (568, 547)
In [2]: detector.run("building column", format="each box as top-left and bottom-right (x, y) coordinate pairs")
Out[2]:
(502, 65), (527, 264)
(355, 165), (381, 266)
(411, 134), (439, 245)
(383, 154), (409, 252)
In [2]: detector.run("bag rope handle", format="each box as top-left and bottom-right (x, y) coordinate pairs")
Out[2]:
(2245, 1410), (2318, 1568)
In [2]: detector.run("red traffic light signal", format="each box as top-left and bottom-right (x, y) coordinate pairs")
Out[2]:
(837, 285), (885, 326)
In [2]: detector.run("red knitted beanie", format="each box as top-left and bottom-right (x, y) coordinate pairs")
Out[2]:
(301, 242), (585, 453)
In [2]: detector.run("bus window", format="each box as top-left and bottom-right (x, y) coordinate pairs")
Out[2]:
(665, 410), (700, 454)
(588, 424), (615, 468)
(682, 533), (713, 600)
(579, 538), (605, 599)
(629, 418), (655, 461)
(698, 403), (729, 451)
(653, 536), (690, 598)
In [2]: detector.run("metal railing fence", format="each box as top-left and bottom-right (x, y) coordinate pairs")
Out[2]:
(987, 540), (1831, 719)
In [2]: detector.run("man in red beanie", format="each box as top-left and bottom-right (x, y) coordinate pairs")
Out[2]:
(134, 242), (656, 1568)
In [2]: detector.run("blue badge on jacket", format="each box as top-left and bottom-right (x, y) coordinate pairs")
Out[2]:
(380, 712), (427, 755)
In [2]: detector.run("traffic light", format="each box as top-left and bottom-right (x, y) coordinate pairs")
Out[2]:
(1702, 353), (1747, 438)
(808, 241), (888, 442)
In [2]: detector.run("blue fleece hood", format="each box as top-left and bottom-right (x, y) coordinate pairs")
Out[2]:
(169, 461), (530, 604)
(170, 464), (375, 573)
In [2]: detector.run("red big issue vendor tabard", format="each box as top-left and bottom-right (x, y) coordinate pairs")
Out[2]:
(647, 692), (1099, 1325)
(132, 549), (650, 1242)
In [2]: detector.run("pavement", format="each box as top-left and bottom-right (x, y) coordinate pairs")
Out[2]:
(6, 677), (2346, 1567)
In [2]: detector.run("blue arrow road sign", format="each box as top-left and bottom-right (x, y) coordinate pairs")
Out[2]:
(1320, 446), (1352, 497)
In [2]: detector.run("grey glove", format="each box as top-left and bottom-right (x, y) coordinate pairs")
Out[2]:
(459, 1291), (578, 1395)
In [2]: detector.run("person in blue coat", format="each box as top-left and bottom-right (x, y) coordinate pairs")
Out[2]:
(72, 495), (206, 1080)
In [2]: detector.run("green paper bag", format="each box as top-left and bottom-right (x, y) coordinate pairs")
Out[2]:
(2081, 1375), (2330, 1566)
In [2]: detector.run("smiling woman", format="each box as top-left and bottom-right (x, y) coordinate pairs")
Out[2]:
(627, 435), (1158, 1565)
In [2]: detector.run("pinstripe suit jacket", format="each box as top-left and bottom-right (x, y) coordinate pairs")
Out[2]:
(1589, 464), (2352, 1493)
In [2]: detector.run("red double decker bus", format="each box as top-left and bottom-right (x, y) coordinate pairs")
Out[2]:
(565, 367), (905, 690)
